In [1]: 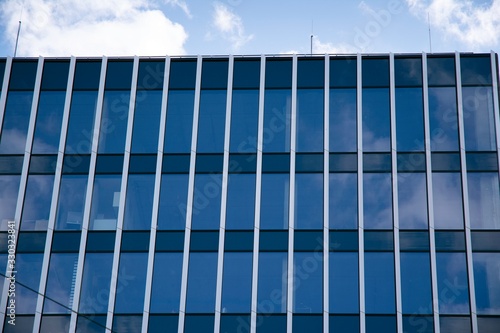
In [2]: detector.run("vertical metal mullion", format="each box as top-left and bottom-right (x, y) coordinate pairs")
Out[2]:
(422, 52), (440, 333)
(389, 53), (403, 333)
(455, 52), (478, 333)
(357, 53), (365, 333)
(177, 55), (202, 333)
(286, 54), (297, 333)
(105, 56), (139, 332)
(141, 56), (171, 333)
(250, 55), (266, 333)
(323, 54), (330, 333)
(491, 52), (500, 198)
(0, 57), (12, 134)
(0, 56), (43, 331)
(214, 55), (234, 333)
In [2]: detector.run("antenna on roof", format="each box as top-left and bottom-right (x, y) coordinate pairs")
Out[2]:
(14, 1), (25, 58)
(428, 12), (433, 53)
(310, 19), (314, 55)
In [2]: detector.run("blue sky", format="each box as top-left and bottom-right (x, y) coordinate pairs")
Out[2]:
(0, 0), (499, 57)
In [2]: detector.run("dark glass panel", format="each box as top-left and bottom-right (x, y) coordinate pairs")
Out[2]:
(97, 90), (130, 153)
(364, 231), (393, 251)
(79, 253), (113, 314)
(363, 153), (391, 172)
(259, 230), (288, 251)
(43, 253), (79, 313)
(89, 174), (121, 230)
(262, 153), (289, 172)
(114, 253), (148, 313)
(398, 172), (428, 229)
(257, 252), (287, 313)
(477, 317), (500, 333)
(396, 87), (425, 151)
(366, 315), (397, 333)
(226, 174), (255, 230)
(330, 315), (360, 333)
(201, 59), (228, 89)
(195, 154), (223, 173)
(112, 316), (142, 333)
(362, 57), (389, 87)
(190, 231), (219, 251)
(221, 252), (252, 312)
(431, 152), (460, 171)
(432, 172), (464, 229)
(129, 154), (156, 173)
(121, 231), (150, 252)
(95, 154), (123, 173)
(262, 89), (291, 152)
(76, 315), (107, 333)
(197, 90), (227, 153)
(399, 231), (430, 251)
(460, 55), (492, 85)
(330, 88), (357, 152)
(137, 60), (165, 90)
(191, 173), (222, 230)
(169, 59), (197, 90)
(150, 252), (183, 313)
(363, 173), (392, 229)
(155, 231), (184, 251)
(401, 252), (432, 314)
(0, 91), (33, 154)
(164, 90), (195, 153)
(184, 315), (214, 333)
(186, 252), (218, 313)
(436, 252), (470, 314)
(11, 254), (43, 314)
(148, 315), (178, 333)
(86, 231), (116, 252)
(0, 155), (24, 174)
(330, 252), (359, 313)
(233, 59), (260, 89)
(162, 154), (190, 173)
(329, 173), (357, 229)
(397, 152), (426, 172)
(466, 152), (498, 171)
(295, 173), (323, 229)
(229, 153), (257, 173)
(427, 57), (456, 86)
(395, 57), (423, 86)
(296, 89), (323, 152)
(293, 315), (322, 331)
(28, 155), (57, 174)
(473, 253), (500, 314)
(265, 59), (292, 89)
(256, 315), (286, 333)
(329, 231), (358, 251)
(158, 173), (188, 230)
(40, 316), (71, 333)
(362, 88), (390, 152)
(462, 86), (496, 151)
(104, 60), (133, 90)
(440, 316), (471, 333)
(0, 175), (20, 230)
(471, 231), (500, 251)
(65, 91), (98, 154)
(32, 91), (65, 153)
(51, 232), (81, 252)
(73, 60), (102, 90)
(297, 58), (324, 88)
(329, 153), (357, 172)
(131, 90), (162, 153)
(220, 315), (252, 333)
(402, 316), (434, 333)
(0, 60), (5, 88)
(16, 232), (46, 252)
(365, 252), (395, 314)
(224, 231), (254, 251)
(330, 57), (357, 88)
(294, 230), (323, 251)
(435, 231), (466, 251)
(229, 89), (259, 153)
(468, 172), (500, 229)
(429, 87), (459, 151)
(4, 316), (35, 333)
(260, 173), (289, 229)
(8, 60), (38, 90)
(41, 61), (70, 90)
(123, 174), (155, 230)
(20, 175), (54, 230)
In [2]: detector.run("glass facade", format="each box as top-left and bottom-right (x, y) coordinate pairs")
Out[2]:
(0, 53), (499, 333)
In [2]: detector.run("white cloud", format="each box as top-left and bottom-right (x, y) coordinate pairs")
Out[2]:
(0, 0), (188, 57)
(212, 2), (253, 51)
(406, 0), (500, 49)
(312, 37), (359, 54)
(164, 0), (192, 18)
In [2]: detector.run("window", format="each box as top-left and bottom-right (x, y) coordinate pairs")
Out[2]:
(295, 173), (323, 229)
(97, 90), (130, 153)
(330, 89), (357, 152)
(191, 173), (222, 230)
(0, 91), (34, 154)
(0, 175), (20, 230)
(226, 174), (255, 230)
(462, 86), (496, 151)
(296, 89), (323, 152)
(362, 88), (390, 152)
(363, 173), (392, 229)
(472, 252), (500, 314)
(436, 253), (470, 314)
(197, 90), (227, 153)
(150, 252), (183, 313)
(32, 91), (66, 153)
(260, 173), (289, 229)
(398, 172), (428, 229)
(432, 173), (464, 229)
(164, 90), (195, 153)
(43, 253), (79, 313)
(158, 174), (189, 230)
(257, 252), (287, 314)
(221, 252), (253, 313)
(10, 254), (43, 314)
(229, 90), (259, 153)
(79, 253), (113, 314)
(467, 172), (500, 229)
(65, 91), (98, 154)
(400, 252), (432, 314)
(365, 252), (395, 314)
(55, 175), (88, 230)
(123, 174), (155, 230)
(131, 90), (162, 153)
(186, 252), (218, 313)
(330, 252), (358, 313)
(429, 87), (459, 151)
(89, 175), (122, 230)
(114, 253), (148, 314)
(20, 175), (54, 230)
(395, 88), (424, 151)
(262, 89), (291, 152)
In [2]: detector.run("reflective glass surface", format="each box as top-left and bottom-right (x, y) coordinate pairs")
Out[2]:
(0, 175), (20, 229)
(89, 175), (122, 230)
(329, 174), (357, 228)
(32, 91), (66, 153)
(164, 90), (195, 153)
(79, 253), (113, 314)
(473, 252), (500, 315)
(97, 91), (130, 153)
(221, 252), (252, 313)
(8, 60), (38, 90)
(460, 55), (492, 85)
(150, 252), (183, 313)
(293, 252), (323, 313)
(330, 89), (357, 152)
(296, 89), (323, 152)
(432, 173), (464, 229)
(262, 89), (291, 152)
(169, 60), (197, 89)
(330, 252), (359, 313)
(201, 60), (228, 89)
(197, 90), (227, 153)
(55, 175), (88, 230)
(137, 60), (165, 90)
(260, 173), (289, 229)
(362, 58), (389, 87)
(43, 253), (79, 313)
(123, 174), (155, 230)
(192, 173), (222, 230)
(462, 86), (496, 151)
(295, 173), (323, 229)
(114, 253), (148, 313)
(396, 88), (424, 151)
(429, 87), (459, 151)
(395, 57), (423, 87)
(226, 174), (255, 230)
(398, 172), (428, 229)
(436, 252), (470, 314)
(427, 57), (456, 86)
(257, 252), (287, 314)
(20, 175), (54, 230)
(0, 91), (33, 154)
(363, 173), (392, 229)
(186, 252), (218, 313)
(233, 59), (260, 89)
(11, 254), (43, 314)
(400, 252), (432, 314)
(362, 88), (390, 152)
(229, 89), (259, 153)
(467, 172), (500, 229)
(365, 252), (395, 313)
(131, 90), (162, 153)
(158, 174), (188, 230)
(65, 91), (98, 154)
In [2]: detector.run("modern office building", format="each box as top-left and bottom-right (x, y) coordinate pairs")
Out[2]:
(0, 52), (499, 333)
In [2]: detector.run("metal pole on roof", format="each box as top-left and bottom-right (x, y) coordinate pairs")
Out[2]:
(14, 20), (21, 57)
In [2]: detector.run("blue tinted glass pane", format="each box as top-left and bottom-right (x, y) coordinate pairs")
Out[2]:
(226, 174), (255, 230)
(395, 57), (423, 86)
(436, 253), (470, 314)
(124, 174), (155, 230)
(461, 56), (492, 85)
(402, 316), (434, 333)
(365, 252), (395, 314)
(229, 90), (259, 153)
(330, 173), (357, 229)
(293, 252), (323, 313)
(330, 57), (357, 88)
(363, 88), (390, 152)
(440, 316), (471, 333)
(363, 58), (389, 87)
(43, 253), (78, 313)
(0, 175), (20, 229)
(32, 91), (66, 153)
(0, 91), (33, 154)
(73, 61), (101, 90)
(114, 253), (148, 313)
(98, 91), (130, 153)
(262, 89), (291, 152)
(192, 174), (222, 230)
(131, 90), (162, 153)
(295, 173), (323, 229)
(197, 90), (227, 153)
(427, 57), (456, 86)
(186, 252), (218, 313)
(158, 174), (188, 230)
(297, 89), (323, 152)
(366, 316), (397, 333)
(398, 172), (428, 229)
(468, 173), (500, 229)
(21, 175), (54, 230)
(473, 253), (500, 314)
(330, 315), (360, 333)
(429, 87), (459, 151)
(330, 252), (359, 313)
(150, 252), (183, 313)
(396, 88), (424, 151)
(89, 175), (122, 230)
(201, 60), (228, 89)
(233, 59), (260, 89)
(55, 175), (87, 230)
(221, 252), (252, 313)
(463, 86), (496, 151)
(76, 315), (107, 333)
(137, 60), (165, 90)
(105, 61), (133, 90)
(169, 60), (197, 89)
(260, 173), (289, 229)
(401, 253), (432, 314)
(164, 90), (195, 153)
(40, 316), (71, 333)
(257, 252), (287, 314)
(265, 59), (292, 88)
(65, 91), (98, 154)
(12, 254), (43, 314)
(9, 60), (38, 90)
(0, 61), (5, 88)
(41, 61), (70, 90)
(298, 58), (324, 88)
(79, 253), (113, 314)
(363, 173), (392, 229)
(330, 89), (357, 152)
(432, 173), (464, 229)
